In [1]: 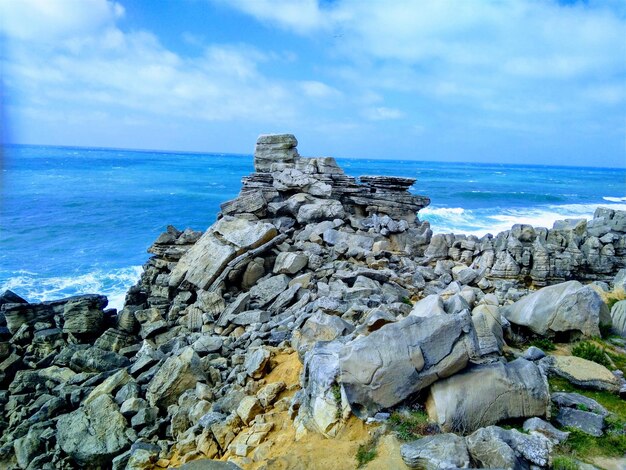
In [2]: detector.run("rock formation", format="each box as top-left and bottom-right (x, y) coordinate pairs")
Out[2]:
(1, 134), (626, 469)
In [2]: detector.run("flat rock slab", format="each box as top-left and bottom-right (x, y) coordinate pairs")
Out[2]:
(542, 355), (620, 392)
(426, 358), (549, 433)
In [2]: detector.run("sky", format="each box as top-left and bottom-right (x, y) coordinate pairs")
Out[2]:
(0, 0), (625, 167)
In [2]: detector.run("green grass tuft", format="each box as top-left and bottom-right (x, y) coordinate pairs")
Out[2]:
(355, 438), (377, 468)
(389, 408), (437, 441)
(400, 296), (413, 306)
(530, 337), (557, 351)
(552, 455), (580, 470)
(571, 341), (611, 369)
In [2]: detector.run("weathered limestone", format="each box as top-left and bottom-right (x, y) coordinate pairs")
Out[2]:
(339, 312), (478, 417)
(540, 355), (620, 392)
(502, 280), (611, 338)
(400, 434), (470, 469)
(146, 347), (205, 408)
(426, 359), (549, 432)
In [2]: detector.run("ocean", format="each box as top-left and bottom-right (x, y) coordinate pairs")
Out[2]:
(1, 144), (625, 310)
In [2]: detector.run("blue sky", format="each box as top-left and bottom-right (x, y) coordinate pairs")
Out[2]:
(1, 0), (625, 167)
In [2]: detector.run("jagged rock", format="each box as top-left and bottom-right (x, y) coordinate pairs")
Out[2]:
(466, 425), (552, 468)
(70, 346), (130, 373)
(426, 358), (549, 433)
(257, 381), (285, 408)
(57, 394), (131, 467)
(236, 396), (263, 425)
(409, 294), (447, 318)
(146, 347), (205, 408)
(273, 252), (308, 275)
(249, 275), (290, 308)
(244, 347), (271, 379)
(62, 297), (105, 335)
(400, 434), (470, 469)
(614, 268), (626, 291)
(540, 355), (620, 392)
(523, 346), (546, 361)
(232, 310), (270, 326)
(0, 289), (27, 307)
(556, 407), (605, 437)
(502, 280), (611, 338)
(170, 217), (277, 290)
(339, 312), (478, 417)
(471, 303), (504, 356)
(297, 199), (346, 224)
(292, 311), (354, 357)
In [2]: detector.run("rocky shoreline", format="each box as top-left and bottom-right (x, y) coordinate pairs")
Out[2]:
(1, 134), (626, 469)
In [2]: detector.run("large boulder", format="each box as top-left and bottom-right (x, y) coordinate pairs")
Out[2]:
(62, 297), (105, 335)
(339, 312), (478, 417)
(57, 394), (131, 466)
(146, 347), (205, 408)
(426, 358), (549, 433)
(501, 280), (611, 338)
(292, 311), (354, 357)
(170, 217), (277, 289)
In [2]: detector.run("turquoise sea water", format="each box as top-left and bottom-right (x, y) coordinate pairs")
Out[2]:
(1, 145), (625, 309)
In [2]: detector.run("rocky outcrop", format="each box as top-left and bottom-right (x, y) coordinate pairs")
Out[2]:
(2, 134), (626, 469)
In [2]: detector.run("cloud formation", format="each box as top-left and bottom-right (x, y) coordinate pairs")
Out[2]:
(0, 0), (624, 165)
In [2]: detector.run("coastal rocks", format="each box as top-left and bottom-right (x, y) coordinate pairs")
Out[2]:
(400, 434), (470, 469)
(610, 300), (626, 336)
(553, 392), (607, 436)
(466, 425), (553, 468)
(339, 312), (478, 417)
(502, 280), (611, 338)
(57, 394), (131, 466)
(146, 347), (205, 408)
(539, 355), (620, 392)
(62, 297), (105, 335)
(426, 358), (549, 433)
(170, 216), (277, 290)
(254, 134), (299, 172)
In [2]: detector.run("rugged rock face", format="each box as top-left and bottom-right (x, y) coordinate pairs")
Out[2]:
(1, 134), (626, 469)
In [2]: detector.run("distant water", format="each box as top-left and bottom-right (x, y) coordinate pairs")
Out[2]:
(1, 145), (625, 309)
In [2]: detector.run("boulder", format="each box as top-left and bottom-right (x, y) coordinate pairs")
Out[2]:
(62, 297), (105, 335)
(540, 355), (620, 392)
(426, 358), (549, 433)
(146, 347), (205, 408)
(249, 275), (290, 308)
(339, 312), (478, 417)
(57, 394), (131, 466)
(254, 134), (299, 172)
(523, 417), (570, 444)
(471, 304), (504, 357)
(297, 200), (346, 224)
(70, 347), (130, 373)
(273, 252), (308, 275)
(466, 425), (552, 469)
(610, 300), (626, 337)
(502, 281), (611, 338)
(170, 217), (277, 289)
(244, 347), (271, 379)
(400, 434), (470, 469)
(292, 311), (354, 357)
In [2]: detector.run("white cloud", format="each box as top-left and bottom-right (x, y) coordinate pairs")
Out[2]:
(0, 0), (124, 40)
(300, 81), (341, 99)
(364, 107), (405, 121)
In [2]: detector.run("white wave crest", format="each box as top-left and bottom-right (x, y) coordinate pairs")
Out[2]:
(603, 196), (626, 202)
(421, 202), (626, 237)
(0, 266), (143, 311)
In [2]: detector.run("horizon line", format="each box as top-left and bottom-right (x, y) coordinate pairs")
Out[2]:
(3, 142), (625, 171)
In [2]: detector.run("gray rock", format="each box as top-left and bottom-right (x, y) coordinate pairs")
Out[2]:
(556, 408), (605, 436)
(523, 417), (570, 444)
(471, 303), (504, 357)
(146, 347), (205, 408)
(232, 309), (270, 326)
(502, 281), (611, 338)
(249, 274), (290, 308)
(244, 347), (271, 378)
(57, 394), (131, 466)
(610, 300), (626, 337)
(400, 434), (470, 469)
(274, 252), (309, 274)
(409, 294), (447, 318)
(254, 134), (299, 172)
(62, 297), (104, 335)
(292, 311), (354, 357)
(552, 392), (609, 416)
(297, 199), (346, 224)
(70, 347), (129, 373)
(523, 346), (546, 361)
(466, 425), (553, 468)
(170, 217), (277, 289)
(614, 268), (626, 291)
(177, 460), (243, 470)
(339, 312), (478, 417)
(540, 355), (620, 392)
(426, 358), (549, 433)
